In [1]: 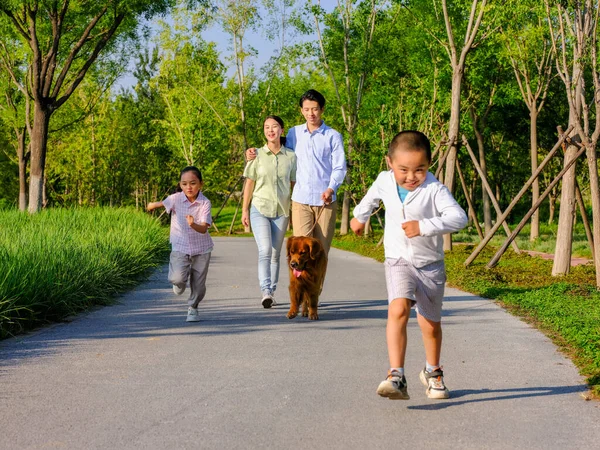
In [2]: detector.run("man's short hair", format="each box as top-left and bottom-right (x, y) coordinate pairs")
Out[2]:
(388, 131), (431, 163)
(299, 89), (326, 109)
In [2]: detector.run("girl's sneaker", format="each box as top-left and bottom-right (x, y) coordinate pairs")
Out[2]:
(186, 306), (200, 322)
(419, 367), (450, 399)
(173, 284), (185, 295)
(376, 370), (410, 400)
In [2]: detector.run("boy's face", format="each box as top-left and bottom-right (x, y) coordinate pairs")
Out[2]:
(180, 171), (203, 201)
(386, 147), (430, 191)
(300, 100), (324, 128)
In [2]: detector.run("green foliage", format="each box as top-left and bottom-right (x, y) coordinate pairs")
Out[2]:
(0, 208), (169, 338)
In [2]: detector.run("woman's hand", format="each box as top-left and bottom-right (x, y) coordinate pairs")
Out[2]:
(241, 209), (250, 228)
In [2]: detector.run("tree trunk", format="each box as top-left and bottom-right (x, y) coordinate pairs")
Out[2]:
(445, 68), (463, 195)
(585, 144), (600, 284)
(340, 136), (354, 236)
(474, 122), (491, 233)
(443, 68), (463, 251)
(340, 191), (351, 235)
(529, 110), (540, 240)
(548, 188), (557, 224)
(28, 103), (52, 213)
(17, 129), (29, 211)
(552, 143), (578, 276)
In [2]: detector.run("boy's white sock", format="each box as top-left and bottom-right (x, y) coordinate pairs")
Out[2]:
(390, 367), (404, 377)
(425, 362), (439, 373)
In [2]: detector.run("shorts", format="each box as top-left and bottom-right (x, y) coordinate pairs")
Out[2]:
(384, 257), (446, 322)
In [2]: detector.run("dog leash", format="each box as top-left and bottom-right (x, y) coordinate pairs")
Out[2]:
(305, 204), (327, 236)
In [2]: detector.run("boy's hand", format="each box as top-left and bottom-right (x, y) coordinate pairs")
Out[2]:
(186, 215), (195, 227)
(402, 220), (421, 238)
(350, 218), (365, 236)
(245, 148), (257, 161)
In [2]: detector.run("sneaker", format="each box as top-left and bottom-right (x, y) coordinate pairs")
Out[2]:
(261, 290), (273, 309)
(419, 367), (450, 399)
(186, 306), (200, 322)
(376, 370), (410, 400)
(173, 284), (185, 296)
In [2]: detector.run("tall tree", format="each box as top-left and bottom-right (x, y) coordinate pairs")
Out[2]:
(0, 0), (178, 212)
(545, 0), (600, 284)
(310, 0), (381, 234)
(501, 0), (554, 241)
(405, 0), (490, 249)
(216, 0), (258, 150)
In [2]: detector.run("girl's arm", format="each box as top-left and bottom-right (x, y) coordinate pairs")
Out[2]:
(241, 178), (255, 228)
(187, 216), (209, 234)
(146, 201), (164, 212)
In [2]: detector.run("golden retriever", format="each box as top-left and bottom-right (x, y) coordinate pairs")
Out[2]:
(286, 236), (327, 320)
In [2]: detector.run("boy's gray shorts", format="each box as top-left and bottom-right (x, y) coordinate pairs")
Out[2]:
(384, 257), (446, 322)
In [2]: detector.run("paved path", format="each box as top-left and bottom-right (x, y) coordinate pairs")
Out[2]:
(1, 237), (599, 450)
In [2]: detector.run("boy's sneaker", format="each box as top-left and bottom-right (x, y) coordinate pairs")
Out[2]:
(173, 284), (185, 296)
(186, 306), (200, 322)
(261, 290), (273, 309)
(376, 370), (410, 400)
(419, 367), (450, 399)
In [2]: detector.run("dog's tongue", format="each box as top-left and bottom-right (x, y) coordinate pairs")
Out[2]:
(293, 269), (303, 278)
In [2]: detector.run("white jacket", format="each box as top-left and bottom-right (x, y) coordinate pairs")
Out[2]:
(353, 171), (468, 268)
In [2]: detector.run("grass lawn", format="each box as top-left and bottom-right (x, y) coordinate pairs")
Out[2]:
(0, 208), (169, 338)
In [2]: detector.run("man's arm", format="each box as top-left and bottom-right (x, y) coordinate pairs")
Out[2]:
(327, 131), (347, 197)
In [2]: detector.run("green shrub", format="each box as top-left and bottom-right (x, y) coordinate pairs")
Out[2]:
(0, 207), (169, 338)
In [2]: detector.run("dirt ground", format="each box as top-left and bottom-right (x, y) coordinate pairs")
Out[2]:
(525, 250), (591, 267)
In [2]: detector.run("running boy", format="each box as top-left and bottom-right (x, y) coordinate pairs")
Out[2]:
(147, 166), (213, 323)
(350, 131), (467, 400)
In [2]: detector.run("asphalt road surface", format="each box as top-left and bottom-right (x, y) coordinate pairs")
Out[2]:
(1, 237), (599, 450)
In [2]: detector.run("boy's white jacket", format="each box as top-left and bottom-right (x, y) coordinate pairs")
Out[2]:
(353, 171), (468, 268)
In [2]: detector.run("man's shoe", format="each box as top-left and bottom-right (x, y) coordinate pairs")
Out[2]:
(186, 306), (200, 322)
(261, 290), (273, 309)
(173, 284), (185, 296)
(376, 370), (410, 400)
(419, 368), (450, 399)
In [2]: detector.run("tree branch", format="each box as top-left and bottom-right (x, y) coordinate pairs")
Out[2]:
(51, 4), (110, 99)
(55, 12), (125, 109)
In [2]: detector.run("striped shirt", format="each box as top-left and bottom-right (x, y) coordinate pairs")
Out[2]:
(163, 191), (214, 256)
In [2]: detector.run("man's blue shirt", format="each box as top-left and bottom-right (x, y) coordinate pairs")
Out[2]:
(285, 121), (347, 206)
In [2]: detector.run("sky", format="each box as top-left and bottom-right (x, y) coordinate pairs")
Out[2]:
(115, 1), (338, 90)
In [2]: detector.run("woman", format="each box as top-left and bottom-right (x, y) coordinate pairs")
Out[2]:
(242, 116), (297, 308)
